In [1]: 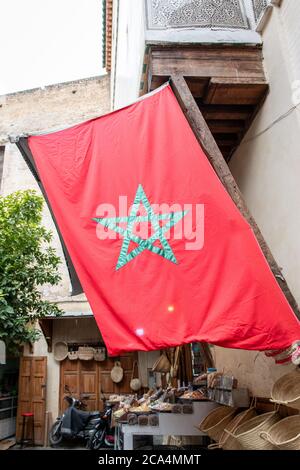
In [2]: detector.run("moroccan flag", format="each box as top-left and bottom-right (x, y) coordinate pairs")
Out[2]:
(27, 84), (300, 356)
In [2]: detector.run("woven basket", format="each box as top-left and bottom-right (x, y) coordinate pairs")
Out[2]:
(198, 406), (237, 442)
(270, 369), (300, 410)
(231, 411), (281, 450)
(152, 352), (171, 373)
(94, 347), (106, 362)
(78, 346), (95, 361)
(53, 341), (68, 361)
(68, 351), (78, 361)
(111, 361), (124, 383)
(260, 415), (300, 450)
(220, 407), (258, 450)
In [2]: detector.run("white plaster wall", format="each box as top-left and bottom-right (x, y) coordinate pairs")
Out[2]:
(145, 28), (261, 44)
(212, 347), (295, 398)
(111, 0), (146, 109)
(230, 2), (300, 307)
(213, 1), (300, 397)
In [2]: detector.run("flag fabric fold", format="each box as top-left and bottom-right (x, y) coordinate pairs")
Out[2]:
(27, 84), (300, 358)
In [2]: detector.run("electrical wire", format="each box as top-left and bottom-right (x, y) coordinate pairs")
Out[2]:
(241, 102), (300, 145)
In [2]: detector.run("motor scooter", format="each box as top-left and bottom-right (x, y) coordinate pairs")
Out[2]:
(87, 401), (115, 450)
(49, 386), (101, 447)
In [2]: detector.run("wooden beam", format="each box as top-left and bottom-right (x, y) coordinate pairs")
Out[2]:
(199, 104), (254, 121)
(170, 74), (300, 319)
(204, 78), (268, 106)
(207, 120), (245, 134)
(151, 46), (266, 81)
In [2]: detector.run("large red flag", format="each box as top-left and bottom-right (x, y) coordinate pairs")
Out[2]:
(28, 84), (300, 356)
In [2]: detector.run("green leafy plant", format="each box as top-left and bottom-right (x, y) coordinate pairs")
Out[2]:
(0, 190), (62, 353)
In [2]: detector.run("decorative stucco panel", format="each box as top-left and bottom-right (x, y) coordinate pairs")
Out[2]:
(146, 0), (250, 30)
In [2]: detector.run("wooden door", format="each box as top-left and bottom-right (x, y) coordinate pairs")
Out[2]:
(60, 352), (138, 412)
(60, 359), (99, 412)
(16, 356), (47, 445)
(59, 357), (80, 411)
(98, 353), (138, 397)
(79, 361), (98, 411)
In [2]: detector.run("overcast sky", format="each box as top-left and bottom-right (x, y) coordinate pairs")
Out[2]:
(0, 0), (104, 95)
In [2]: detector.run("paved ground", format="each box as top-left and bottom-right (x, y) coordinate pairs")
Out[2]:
(9, 441), (88, 450)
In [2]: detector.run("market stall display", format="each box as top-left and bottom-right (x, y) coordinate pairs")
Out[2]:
(118, 401), (218, 450)
(105, 363), (299, 452)
(149, 402), (173, 412)
(180, 389), (207, 401)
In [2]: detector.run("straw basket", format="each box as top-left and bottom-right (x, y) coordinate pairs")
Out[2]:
(198, 406), (237, 442)
(78, 346), (95, 361)
(53, 341), (68, 362)
(68, 351), (78, 361)
(218, 407), (257, 450)
(270, 369), (300, 410)
(111, 361), (124, 383)
(152, 352), (171, 373)
(231, 411), (281, 450)
(260, 415), (300, 450)
(94, 347), (106, 362)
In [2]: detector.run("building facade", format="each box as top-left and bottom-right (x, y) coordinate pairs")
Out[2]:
(110, 0), (299, 398)
(1, 0), (299, 444)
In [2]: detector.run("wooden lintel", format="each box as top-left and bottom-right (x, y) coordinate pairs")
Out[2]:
(170, 74), (300, 320)
(39, 319), (53, 353)
(150, 46), (266, 81)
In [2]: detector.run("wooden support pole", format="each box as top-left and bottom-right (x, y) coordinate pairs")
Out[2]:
(170, 74), (300, 320)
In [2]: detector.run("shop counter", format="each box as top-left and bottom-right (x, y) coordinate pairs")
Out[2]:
(118, 401), (218, 450)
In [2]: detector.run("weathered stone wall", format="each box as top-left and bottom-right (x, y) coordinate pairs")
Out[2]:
(0, 75), (110, 145)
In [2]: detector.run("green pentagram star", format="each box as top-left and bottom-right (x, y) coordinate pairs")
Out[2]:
(93, 184), (188, 270)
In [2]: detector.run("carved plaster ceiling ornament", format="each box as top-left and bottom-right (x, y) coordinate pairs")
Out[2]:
(147, 0), (250, 30)
(252, 0), (268, 22)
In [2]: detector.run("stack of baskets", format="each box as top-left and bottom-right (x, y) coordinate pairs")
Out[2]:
(198, 369), (300, 450)
(208, 407), (257, 450)
(198, 406), (237, 443)
(199, 406), (281, 450)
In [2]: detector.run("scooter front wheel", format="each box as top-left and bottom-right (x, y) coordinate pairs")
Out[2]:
(88, 428), (106, 450)
(49, 419), (63, 447)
